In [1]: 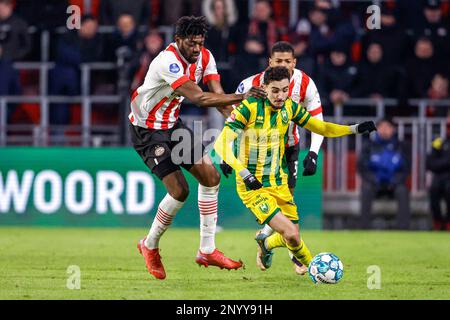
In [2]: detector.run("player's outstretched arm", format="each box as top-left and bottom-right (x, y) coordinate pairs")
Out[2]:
(214, 127), (262, 190)
(214, 126), (245, 173)
(302, 117), (377, 138)
(175, 80), (266, 108)
(206, 79), (233, 118)
(292, 105), (376, 138)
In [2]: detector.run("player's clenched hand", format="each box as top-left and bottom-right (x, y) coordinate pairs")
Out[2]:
(302, 151), (318, 176)
(244, 86), (267, 100)
(220, 161), (233, 178)
(243, 174), (263, 190)
(239, 168), (263, 190)
(351, 121), (377, 134)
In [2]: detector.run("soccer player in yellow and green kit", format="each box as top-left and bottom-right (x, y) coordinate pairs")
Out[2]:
(214, 66), (376, 272)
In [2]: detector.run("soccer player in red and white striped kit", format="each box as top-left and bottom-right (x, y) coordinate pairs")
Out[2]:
(130, 16), (266, 279)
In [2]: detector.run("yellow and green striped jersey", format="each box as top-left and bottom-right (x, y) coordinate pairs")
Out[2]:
(222, 97), (312, 192)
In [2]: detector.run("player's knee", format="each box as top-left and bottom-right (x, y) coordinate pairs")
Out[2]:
(203, 168), (221, 187)
(283, 227), (299, 247)
(169, 184), (190, 202)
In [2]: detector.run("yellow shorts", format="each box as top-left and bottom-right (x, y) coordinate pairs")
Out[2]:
(238, 185), (298, 225)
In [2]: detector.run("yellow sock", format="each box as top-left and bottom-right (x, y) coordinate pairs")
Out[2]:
(286, 238), (312, 266)
(266, 232), (286, 250)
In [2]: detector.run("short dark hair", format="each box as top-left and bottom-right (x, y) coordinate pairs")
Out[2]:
(271, 41), (295, 57)
(175, 16), (209, 39)
(264, 67), (290, 85)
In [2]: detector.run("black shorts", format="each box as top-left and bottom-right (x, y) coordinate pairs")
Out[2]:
(285, 144), (300, 189)
(129, 120), (205, 180)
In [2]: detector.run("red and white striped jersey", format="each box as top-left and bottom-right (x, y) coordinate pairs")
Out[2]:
(235, 68), (323, 148)
(129, 43), (220, 130)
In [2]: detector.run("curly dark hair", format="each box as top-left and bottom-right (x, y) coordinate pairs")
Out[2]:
(263, 67), (290, 85)
(175, 16), (209, 39)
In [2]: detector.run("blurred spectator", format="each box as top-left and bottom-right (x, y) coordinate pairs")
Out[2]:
(234, 0), (278, 57)
(307, 2), (356, 58)
(405, 37), (441, 98)
(232, 0), (279, 81)
(427, 74), (450, 117)
(161, 0), (202, 25)
(203, 0), (238, 63)
(426, 135), (450, 231)
(15, 0), (69, 30)
(352, 42), (406, 101)
(49, 15), (103, 127)
(0, 46), (21, 121)
(106, 14), (142, 62)
(362, 5), (409, 67)
(415, 0), (450, 62)
(395, 0), (426, 30)
(100, 0), (150, 26)
(358, 118), (412, 230)
(130, 30), (164, 92)
(317, 46), (357, 111)
(289, 19), (316, 76)
(0, 46), (20, 94)
(0, 0), (31, 61)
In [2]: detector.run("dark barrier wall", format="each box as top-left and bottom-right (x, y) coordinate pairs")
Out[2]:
(0, 148), (322, 229)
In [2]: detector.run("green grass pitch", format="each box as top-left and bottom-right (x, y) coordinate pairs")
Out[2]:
(0, 227), (449, 300)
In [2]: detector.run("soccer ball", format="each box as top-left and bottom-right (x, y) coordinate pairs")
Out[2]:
(308, 252), (344, 284)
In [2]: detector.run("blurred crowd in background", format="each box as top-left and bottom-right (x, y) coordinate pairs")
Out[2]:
(1, 0), (450, 121)
(0, 0), (449, 230)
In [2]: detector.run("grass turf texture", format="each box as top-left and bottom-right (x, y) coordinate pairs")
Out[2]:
(0, 227), (449, 300)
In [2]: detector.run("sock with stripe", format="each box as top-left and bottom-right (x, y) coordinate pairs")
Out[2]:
(144, 193), (184, 249)
(286, 238), (313, 266)
(266, 232), (286, 250)
(198, 184), (219, 254)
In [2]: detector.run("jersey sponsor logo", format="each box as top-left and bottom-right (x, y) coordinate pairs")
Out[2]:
(237, 82), (245, 93)
(169, 63), (181, 74)
(252, 195), (269, 207)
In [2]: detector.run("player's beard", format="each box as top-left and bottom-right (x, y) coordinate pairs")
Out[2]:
(268, 99), (285, 109)
(180, 47), (199, 64)
(188, 53), (200, 63)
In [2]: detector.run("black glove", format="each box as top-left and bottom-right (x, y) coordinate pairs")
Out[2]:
(356, 121), (377, 134)
(242, 173), (263, 190)
(220, 161), (233, 178)
(302, 151), (318, 176)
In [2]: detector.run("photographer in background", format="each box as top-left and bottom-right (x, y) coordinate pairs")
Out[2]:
(427, 133), (450, 231)
(357, 118), (412, 230)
